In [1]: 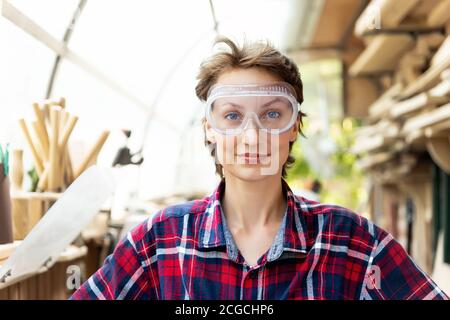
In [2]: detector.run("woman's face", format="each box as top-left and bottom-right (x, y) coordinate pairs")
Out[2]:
(204, 67), (300, 181)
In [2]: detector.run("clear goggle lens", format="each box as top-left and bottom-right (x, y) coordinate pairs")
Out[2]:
(205, 83), (299, 135)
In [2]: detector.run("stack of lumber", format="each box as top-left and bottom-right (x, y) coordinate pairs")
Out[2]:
(346, 0), (450, 284)
(350, 0), (450, 174)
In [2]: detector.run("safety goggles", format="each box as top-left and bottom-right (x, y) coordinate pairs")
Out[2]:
(205, 82), (299, 135)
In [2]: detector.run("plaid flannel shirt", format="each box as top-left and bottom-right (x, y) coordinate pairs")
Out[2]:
(71, 179), (448, 300)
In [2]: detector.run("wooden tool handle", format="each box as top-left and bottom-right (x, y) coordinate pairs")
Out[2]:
(32, 103), (49, 152)
(74, 131), (110, 179)
(65, 151), (74, 185)
(48, 107), (61, 191)
(38, 113), (78, 191)
(59, 97), (66, 108)
(31, 121), (49, 162)
(59, 114), (77, 188)
(59, 115), (78, 149)
(18, 119), (44, 175)
(43, 103), (51, 125)
(37, 167), (49, 191)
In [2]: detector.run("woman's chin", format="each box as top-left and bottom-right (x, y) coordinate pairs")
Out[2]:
(225, 165), (280, 181)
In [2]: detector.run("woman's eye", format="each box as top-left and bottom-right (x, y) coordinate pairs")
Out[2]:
(266, 111), (280, 119)
(225, 112), (241, 121)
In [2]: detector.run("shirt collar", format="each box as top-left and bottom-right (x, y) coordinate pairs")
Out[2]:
(197, 178), (309, 262)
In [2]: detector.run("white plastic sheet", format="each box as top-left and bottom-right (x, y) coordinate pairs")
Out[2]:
(0, 165), (115, 284)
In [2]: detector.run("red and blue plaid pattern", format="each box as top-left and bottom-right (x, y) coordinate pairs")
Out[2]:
(71, 179), (448, 300)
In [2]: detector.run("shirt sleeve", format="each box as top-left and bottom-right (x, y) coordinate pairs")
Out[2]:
(362, 231), (448, 300)
(70, 229), (154, 300)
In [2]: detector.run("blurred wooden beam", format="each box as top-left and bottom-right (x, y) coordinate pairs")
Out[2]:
(355, 0), (420, 36)
(310, 0), (368, 48)
(349, 34), (414, 76)
(0, 0), (150, 112)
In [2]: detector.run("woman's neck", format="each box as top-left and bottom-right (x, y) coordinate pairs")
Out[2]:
(221, 173), (286, 232)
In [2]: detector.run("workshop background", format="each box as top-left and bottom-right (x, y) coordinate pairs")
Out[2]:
(0, 0), (450, 299)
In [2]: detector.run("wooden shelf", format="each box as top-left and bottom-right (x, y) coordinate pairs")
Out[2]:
(356, 151), (396, 169)
(369, 83), (404, 119)
(354, 0), (420, 36)
(424, 119), (450, 137)
(427, 0), (450, 27)
(403, 103), (450, 134)
(390, 93), (436, 118)
(349, 34), (414, 76)
(400, 36), (450, 98)
(389, 80), (449, 119)
(352, 134), (385, 154)
(10, 191), (61, 201)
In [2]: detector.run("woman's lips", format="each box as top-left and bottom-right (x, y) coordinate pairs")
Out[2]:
(236, 153), (271, 163)
(238, 153), (270, 158)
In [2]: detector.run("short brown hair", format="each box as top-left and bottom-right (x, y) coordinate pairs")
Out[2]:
(195, 36), (306, 178)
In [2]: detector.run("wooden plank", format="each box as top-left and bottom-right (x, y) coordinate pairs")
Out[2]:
(37, 271), (47, 299)
(26, 276), (38, 300)
(428, 0), (450, 27)
(351, 134), (385, 154)
(50, 263), (63, 300)
(409, 0), (442, 19)
(356, 151), (396, 169)
(0, 287), (8, 300)
(431, 36), (450, 67)
(355, 0), (420, 36)
(403, 103), (450, 133)
(369, 83), (404, 118)
(18, 278), (28, 300)
(11, 197), (43, 240)
(310, 0), (364, 48)
(425, 119), (450, 137)
(390, 92), (447, 119)
(349, 34), (414, 76)
(11, 198), (29, 240)
(401, 37), (450, 98)
(27, 198), (42, 232)
(8, 283), (19, 300)
(429, 80), (450, 98)
(44, 268), (51, 299)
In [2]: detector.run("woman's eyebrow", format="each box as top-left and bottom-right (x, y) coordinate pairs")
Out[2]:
(261, 97), (283, 108)
(219, 98), (283, 109)
(219, 101), (245, 109)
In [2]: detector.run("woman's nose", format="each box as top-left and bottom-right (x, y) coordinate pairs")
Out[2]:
(241, 118), (259, 143)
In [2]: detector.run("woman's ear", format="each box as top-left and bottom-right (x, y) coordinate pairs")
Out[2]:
(289, 118), (300, 142)
(203, 118), (216, 144)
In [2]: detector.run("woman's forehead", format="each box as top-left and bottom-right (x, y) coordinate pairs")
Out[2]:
(215, 67), (282, 85)
(214, 96), (290, 107)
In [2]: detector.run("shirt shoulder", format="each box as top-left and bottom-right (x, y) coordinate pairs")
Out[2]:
(127, 196), (210, 250)
(294, 195), (387, 248)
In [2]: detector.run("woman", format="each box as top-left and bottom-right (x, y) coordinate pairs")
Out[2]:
(71, 37), (447, 300)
